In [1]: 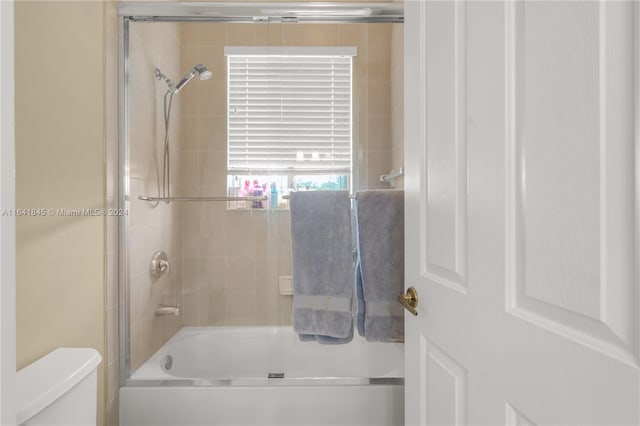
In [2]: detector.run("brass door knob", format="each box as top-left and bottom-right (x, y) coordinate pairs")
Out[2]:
(399, 287), (418, 316)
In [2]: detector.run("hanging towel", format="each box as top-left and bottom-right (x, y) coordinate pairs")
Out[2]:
(355, 190), (404, 342)
(289, 191), (354, 344)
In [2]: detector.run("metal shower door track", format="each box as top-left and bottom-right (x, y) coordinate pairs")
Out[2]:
(118, 2), (404, 23)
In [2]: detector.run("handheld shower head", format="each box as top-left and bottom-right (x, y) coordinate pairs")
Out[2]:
(173, 64), (212, 93)
(194, 64), (213, 80)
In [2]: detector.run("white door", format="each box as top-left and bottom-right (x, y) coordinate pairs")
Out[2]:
(404, 1), (640, 425)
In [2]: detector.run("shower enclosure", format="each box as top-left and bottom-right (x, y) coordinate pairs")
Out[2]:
(116, 3), (405, 425)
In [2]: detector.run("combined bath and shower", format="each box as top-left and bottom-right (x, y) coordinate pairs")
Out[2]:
(154, 64), (212, 202)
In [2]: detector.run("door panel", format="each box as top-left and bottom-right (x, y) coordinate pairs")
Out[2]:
(423, 337), (468, 426)
(404, 1), (640, 425)
(507, 0), (638, 365)
(423, 0), (468, 293)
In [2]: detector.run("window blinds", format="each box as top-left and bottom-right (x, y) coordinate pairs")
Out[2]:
(226, 48), (354, 175)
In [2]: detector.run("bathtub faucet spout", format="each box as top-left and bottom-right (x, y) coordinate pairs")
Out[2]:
(155, 304), (180, 316)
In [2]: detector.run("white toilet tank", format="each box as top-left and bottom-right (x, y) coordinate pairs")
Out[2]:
(17, 348), (102, 426)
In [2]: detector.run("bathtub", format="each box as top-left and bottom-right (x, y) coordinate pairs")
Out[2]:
(120, 326), (404, 426)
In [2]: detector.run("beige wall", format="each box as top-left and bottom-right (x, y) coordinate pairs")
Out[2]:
(176, 23), (394, 327)
(15, 2), (106, 425)
(127, 21), (184, 372)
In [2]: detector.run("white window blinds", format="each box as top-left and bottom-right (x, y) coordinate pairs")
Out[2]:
(226, 47), (355, 175)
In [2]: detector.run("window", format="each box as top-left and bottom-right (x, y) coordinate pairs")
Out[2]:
(225, 47), (356, 209)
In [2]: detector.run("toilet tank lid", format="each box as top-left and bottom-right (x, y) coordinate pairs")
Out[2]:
(16, 348), (102, 424)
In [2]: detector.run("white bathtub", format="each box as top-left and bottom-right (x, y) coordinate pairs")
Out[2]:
(120, 326), (404, 426)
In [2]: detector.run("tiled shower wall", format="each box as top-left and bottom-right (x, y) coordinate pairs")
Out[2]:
(391, 21), (404, 189)
(177, 23), (396, 326)
(127, 22), (184, 371)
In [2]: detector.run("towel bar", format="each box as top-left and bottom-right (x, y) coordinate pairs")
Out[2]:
(282, 194), (356, 200)
(139, 195), (268, 203)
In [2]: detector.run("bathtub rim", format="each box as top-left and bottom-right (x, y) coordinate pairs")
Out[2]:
(124, 377), (404, 388)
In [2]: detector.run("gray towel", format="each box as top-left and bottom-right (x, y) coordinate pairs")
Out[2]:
(290, 191), (354, 343)
(355, 190), (404, 342)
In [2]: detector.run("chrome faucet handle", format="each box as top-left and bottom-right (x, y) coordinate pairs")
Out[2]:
(150, 250), (170, 277)
(158, 259), (170, 275)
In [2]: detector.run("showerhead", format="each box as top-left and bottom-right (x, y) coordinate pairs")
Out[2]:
(174, 64), (212, 93)
(194, 64), (213, 80)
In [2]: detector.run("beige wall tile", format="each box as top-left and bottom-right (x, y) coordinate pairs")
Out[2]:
(180, 151), (199, 187)
(226, 211), (256, 257)
(253, 24), (270, 46)
(339, 24), (368, 48)
(198, 151), (227, 193)
(368, 114), (391, 152)
(368, 23), (391, 49)
(268, 24), (283, 44)
(279, 296), (293, 326)
(182, 257), (198, 293)
(368, 47), (391, 82)
(282, 24), (341, 46)
(181, 115), (198, 152)
(226, 23), (254, 45)
(197, 80), (227, 116)
(198, 204), (228, 257)
(181, 23), (197, 46)
(353, 48), (368, 82)
(367, 150), (392, 189)
(354, 82), (368, 117)
(368, 82), (391, 116)
(198, 256), (227, 289)
(196, 288), (213, 325)
(198, 116), (227, 152)
(181, 291), (199, 326)
(209, 290), (227, 325)
(225, 289), (258, 325)
(199, 23), (226, 45)
(390, 23), (404, 189)
(356, 114), (368, 152)
(181, 44), (198, 73)
(227, 257), (257, 291)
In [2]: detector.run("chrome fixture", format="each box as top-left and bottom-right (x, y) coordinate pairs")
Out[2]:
(163, 355), (173, 370)
(153, 64), (212, 203)
(155, 304), (180, 316)
(119, 2), (404, 23)
(150, 250), (170, 277)
(154, 68), (175, 93)
(155, 64), (212, 94)
(138, 195), (268, 203)
(174, 64), (212, 93)
(380, 167), (403, 187)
